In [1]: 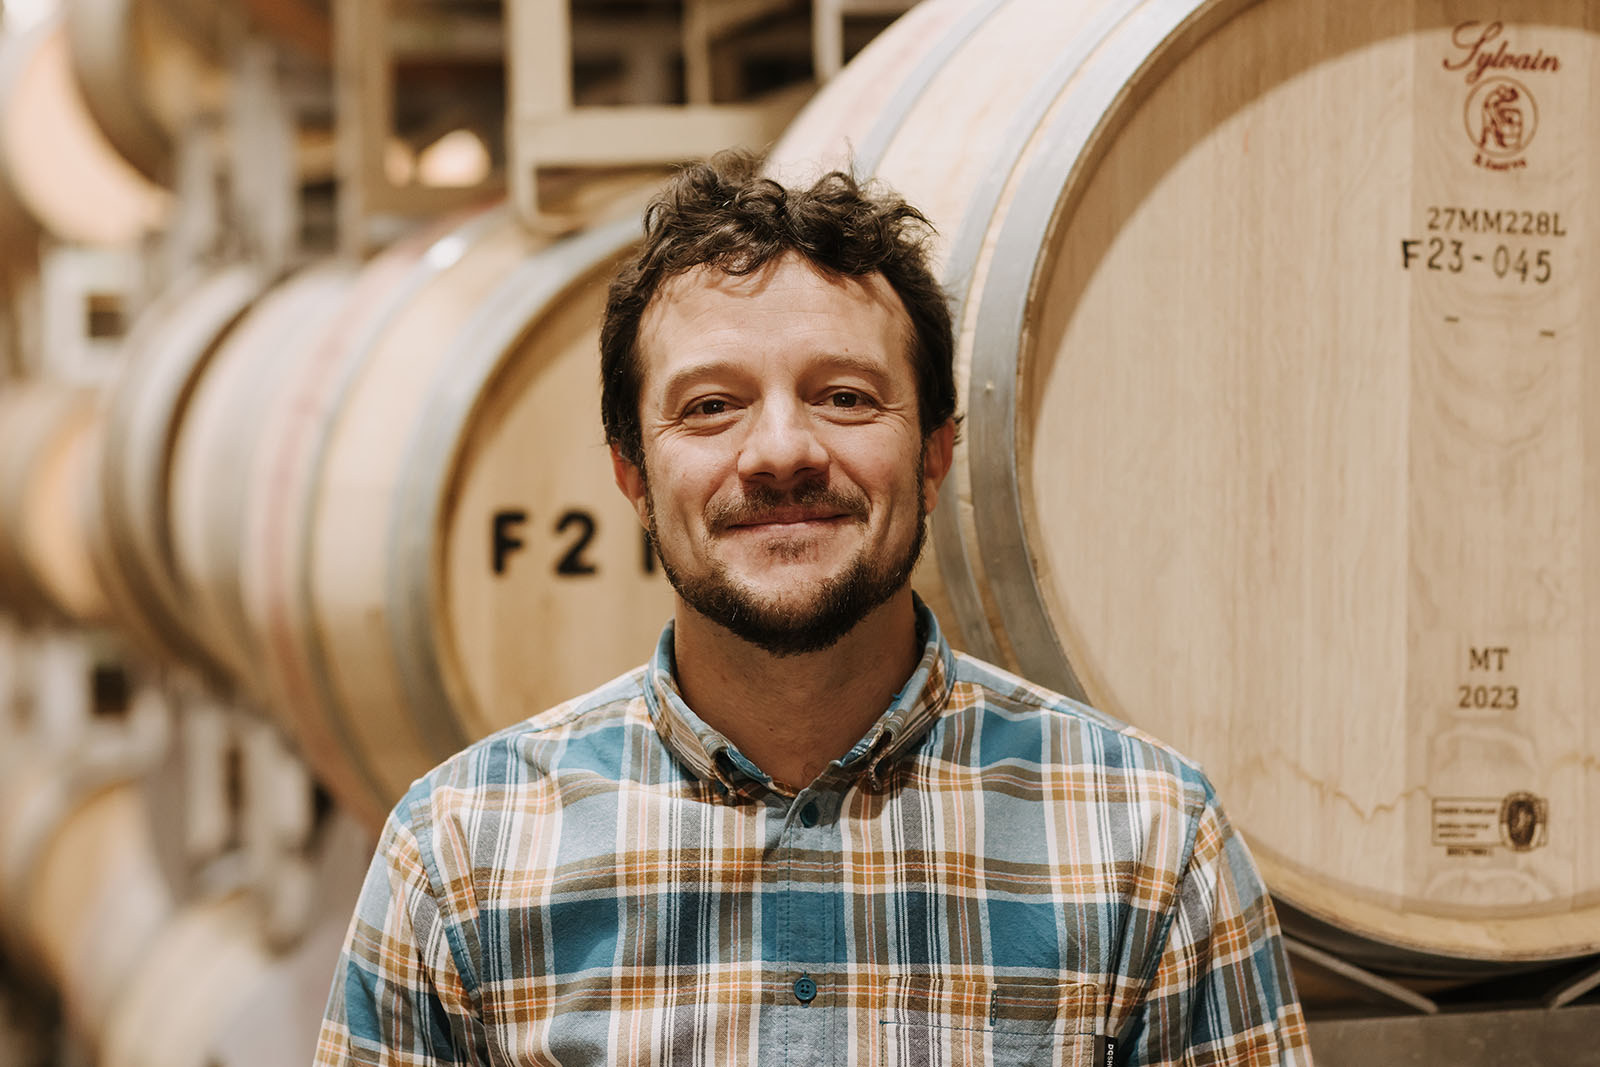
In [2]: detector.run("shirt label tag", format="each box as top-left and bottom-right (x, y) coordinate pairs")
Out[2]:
(1093, 1035), (1117, 1066)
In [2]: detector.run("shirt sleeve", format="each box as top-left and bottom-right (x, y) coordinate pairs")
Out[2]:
(314, 807), (476, 1067)
(1124, 795), (1314, 1066)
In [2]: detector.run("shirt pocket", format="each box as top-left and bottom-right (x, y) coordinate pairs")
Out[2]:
(878, 975), (1104, 1067)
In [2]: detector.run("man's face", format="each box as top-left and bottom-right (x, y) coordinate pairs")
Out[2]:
(613, 253), (953, 656)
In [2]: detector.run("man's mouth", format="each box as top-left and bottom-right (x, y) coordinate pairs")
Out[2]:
(726, 508), (849, 530)
(707, 484), (870, 535)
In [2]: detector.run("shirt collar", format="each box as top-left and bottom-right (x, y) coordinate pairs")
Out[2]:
(641, 597), (956, 799)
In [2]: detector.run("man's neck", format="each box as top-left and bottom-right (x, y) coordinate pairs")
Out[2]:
(669, 592), (924, 791)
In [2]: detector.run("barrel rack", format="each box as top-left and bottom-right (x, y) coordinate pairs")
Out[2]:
(3, 0), (1600, 1064)
(1290, 935), (1600, 1065)
(506, 0), (811, 228)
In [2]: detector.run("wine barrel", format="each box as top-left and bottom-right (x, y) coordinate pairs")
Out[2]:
(244, 192), (673, 824)
(0, 384), (68, 621)
(18, 397), (110, 627)
(82, 398), (170, 664)
(0, 756), (173, 1045)
(0, 14), (169, 246)
(22, 779), (173, 1045)
(99, 893), (274, 1067)
(237, 224), (460, 831)
(99, 808), (370, 1067)
(98, 265), (268, 678)
(771, 0), (1600, 971)
(208, 806), (373, 1066)
(168, 262), (355, 690)
(65, 0), (227, 187)
(0, 382), (111, 626)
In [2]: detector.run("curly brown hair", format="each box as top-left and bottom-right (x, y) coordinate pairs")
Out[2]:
(600, 150), (956, 468)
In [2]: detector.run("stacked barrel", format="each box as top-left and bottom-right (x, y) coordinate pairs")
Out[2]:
(3, 0), (1600, 1061)
(96, 201), (678, 826)
(772, 0), (1600, 982)
(0, 0), (678, 1062)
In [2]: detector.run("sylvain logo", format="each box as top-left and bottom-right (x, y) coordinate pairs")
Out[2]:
(1444, 21), (1560, 85)
(1465, 77), (1536, 167)
(1444, 22), (1559, 171)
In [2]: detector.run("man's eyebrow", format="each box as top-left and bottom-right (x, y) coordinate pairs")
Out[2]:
(658, 360), (746, 404)
(657, 353), (892, 404)
(806, 353), (894, 382)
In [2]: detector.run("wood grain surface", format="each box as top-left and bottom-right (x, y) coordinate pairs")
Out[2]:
(242, 225), (452, 830)
(300, 200), (674, 814)
(305, 212), (548, 806)
(169, 263), (354, 692)
(772, 0), (1600, 965)
(99, 266), (265, 679)
(428, 223), (674, 746)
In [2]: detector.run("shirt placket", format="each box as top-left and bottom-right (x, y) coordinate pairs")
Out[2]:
(774, 782), (843, 1067)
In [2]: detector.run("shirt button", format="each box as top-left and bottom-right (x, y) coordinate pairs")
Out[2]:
(798, 801), (819, 827)
(793, 974), (817, 1003)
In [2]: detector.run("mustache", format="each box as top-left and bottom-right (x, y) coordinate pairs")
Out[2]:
(705, 481), (869, 534)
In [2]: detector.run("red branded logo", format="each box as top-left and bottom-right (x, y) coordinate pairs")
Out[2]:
(1444, 21), (1559, 85)
(1445, 23), (1558, 172)
(1465, 77), (1536, 161)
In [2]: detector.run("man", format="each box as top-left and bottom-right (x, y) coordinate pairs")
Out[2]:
(316, 153), (1312, 1066)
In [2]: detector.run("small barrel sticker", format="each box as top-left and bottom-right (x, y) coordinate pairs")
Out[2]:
(1431, 798), (1501, 848)
(1432, 794), (1547, 852)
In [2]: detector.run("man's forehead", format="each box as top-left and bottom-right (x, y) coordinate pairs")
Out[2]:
(650, 253), (898, 308)
(637, 254), (911, 365)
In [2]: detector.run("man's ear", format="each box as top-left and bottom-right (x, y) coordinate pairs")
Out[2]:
(611, 444), (650, 528)
(921, 419), (956, 514)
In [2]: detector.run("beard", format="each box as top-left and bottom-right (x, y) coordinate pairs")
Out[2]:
(643, 459), (927, 657)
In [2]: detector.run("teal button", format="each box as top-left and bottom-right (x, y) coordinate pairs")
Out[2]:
(799, 801), (819, 827)
(793, 974), (817, 1003)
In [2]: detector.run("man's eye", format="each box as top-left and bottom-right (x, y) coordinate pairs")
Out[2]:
(829, 392), (863, 408)
(687, 398), (728, 417)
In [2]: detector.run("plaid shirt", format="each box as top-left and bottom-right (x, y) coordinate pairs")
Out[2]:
(317, 605), (1311, 1066)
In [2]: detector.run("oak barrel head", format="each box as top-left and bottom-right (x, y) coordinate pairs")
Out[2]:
(774, 0), (1600, 967)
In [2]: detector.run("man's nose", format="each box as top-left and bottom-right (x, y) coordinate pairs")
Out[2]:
(736, 399), (827, 486)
